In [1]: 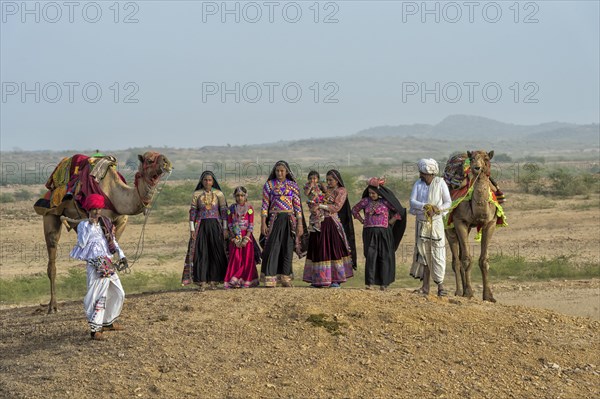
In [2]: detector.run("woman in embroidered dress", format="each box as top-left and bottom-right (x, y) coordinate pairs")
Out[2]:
(181, 171), (228, 291)
(352, 177), (407, 291)
(260, 161), (307, 288)
(70, 194), (127, 341)
(224, 186), (260, 288)
(303, 169), (356, 288)
(303, 170), (326, 233)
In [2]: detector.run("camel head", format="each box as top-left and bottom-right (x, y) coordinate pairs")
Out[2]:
(136, 152), (173, 185)
(467, 150), (494, 178)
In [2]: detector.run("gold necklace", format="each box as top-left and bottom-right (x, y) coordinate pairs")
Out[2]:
(202, 190), (214, 209)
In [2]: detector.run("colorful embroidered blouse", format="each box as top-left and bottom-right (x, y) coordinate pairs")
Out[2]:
(189, 188), (227, 222)
(261, 179), (302, 217)
(321, 187), (348, 218)
(227, 203), (254, 237)
(352, 197), (401, 228)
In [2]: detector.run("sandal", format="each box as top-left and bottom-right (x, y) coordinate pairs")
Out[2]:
(102, 323), (124, 332)
(90, 332), (106, 341)
(412, 288), (429, 295)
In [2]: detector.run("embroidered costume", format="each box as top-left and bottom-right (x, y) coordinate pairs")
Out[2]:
(303, 170), (355, 287)
(260, 161), (308, 287)
(352, 177), (406, 289)
(224, 188), (260, 288)
(182, 171), (228, 288)
(69, 194), (125, 335)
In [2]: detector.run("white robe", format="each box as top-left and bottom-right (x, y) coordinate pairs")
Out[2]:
(409, 177), (451, 284)
(71, 221), (125, 331)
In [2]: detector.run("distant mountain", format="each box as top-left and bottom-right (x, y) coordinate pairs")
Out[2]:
(1, 115), (598, 186)
(354, 124), (433, 138)
(354, 114), (588, 141)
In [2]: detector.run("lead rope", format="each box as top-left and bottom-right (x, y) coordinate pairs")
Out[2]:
(118, 169), (172, 272)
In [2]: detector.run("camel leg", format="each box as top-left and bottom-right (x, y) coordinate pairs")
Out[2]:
(43, 215), (62, 314)
(479, 222), (496, 302)
(446, 228), (463, 297)
(454, 222), (472, 298)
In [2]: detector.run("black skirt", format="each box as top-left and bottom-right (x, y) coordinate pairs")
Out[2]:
(261, 213), (294, 278)
(193, 218), (227, 283)
(363, 227), (396, 286)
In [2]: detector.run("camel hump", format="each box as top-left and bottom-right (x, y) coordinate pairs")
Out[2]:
(89, 155), (118, 181)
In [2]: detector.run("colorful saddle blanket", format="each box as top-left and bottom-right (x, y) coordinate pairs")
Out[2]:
(34, 154), (126, 215)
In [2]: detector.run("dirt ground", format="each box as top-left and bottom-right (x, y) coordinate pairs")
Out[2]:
(1, 188), (599, 279)
(0, 188), (599, 398)
(0, 284), (599, 399)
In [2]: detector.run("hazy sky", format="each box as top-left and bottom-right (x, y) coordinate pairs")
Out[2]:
(1, 0), (599, 151)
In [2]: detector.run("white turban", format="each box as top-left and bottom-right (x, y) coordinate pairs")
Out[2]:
(418, 158), (439, 175)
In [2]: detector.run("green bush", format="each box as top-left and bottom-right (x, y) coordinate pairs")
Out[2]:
(518, 163), (542, 194)
(0, 193), (15, 203)
(547, 169), (598, 197)
(14, 189), (34, 201)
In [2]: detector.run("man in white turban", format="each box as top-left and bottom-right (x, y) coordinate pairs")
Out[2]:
(409, 158), (452, 296)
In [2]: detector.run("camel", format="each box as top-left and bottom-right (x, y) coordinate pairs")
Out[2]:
(445, 150), (505, 302)
(37, 151), (172, 313)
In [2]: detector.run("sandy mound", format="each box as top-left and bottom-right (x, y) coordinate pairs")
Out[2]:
(0, 288), (598, 399)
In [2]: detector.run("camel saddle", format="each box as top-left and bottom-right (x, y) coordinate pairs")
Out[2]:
(34, 154), (125, 216)
(444, 152), (505, 204)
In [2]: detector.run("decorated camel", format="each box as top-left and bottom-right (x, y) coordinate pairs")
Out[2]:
(444, 150), (507, 302)
(34, 151), (172, 313)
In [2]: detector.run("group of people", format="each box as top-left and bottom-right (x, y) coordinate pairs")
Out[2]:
(72, 158), (453, 340)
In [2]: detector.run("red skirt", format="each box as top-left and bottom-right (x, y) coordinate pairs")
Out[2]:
(224, 231), (259, 288)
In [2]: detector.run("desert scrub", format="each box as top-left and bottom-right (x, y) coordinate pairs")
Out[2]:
(0, 269), (182, 305)
(306, 313), (346, 336)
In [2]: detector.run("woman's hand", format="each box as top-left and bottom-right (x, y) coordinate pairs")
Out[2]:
(261, 221), (268, 236)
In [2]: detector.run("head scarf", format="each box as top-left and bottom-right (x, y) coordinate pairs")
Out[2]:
(326, 169), (345, 188)
(267, 160), (296, 182)
(195, 170), (222, 191)
(367, 177), (386, 189)
(418, 158), (439, 175)
(260, 161), (307, 257)
(233, 186), (248, 197)
(361, 177), (407, 251)
(84, 194), (105, 210)
(326, 169), (357, 270)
